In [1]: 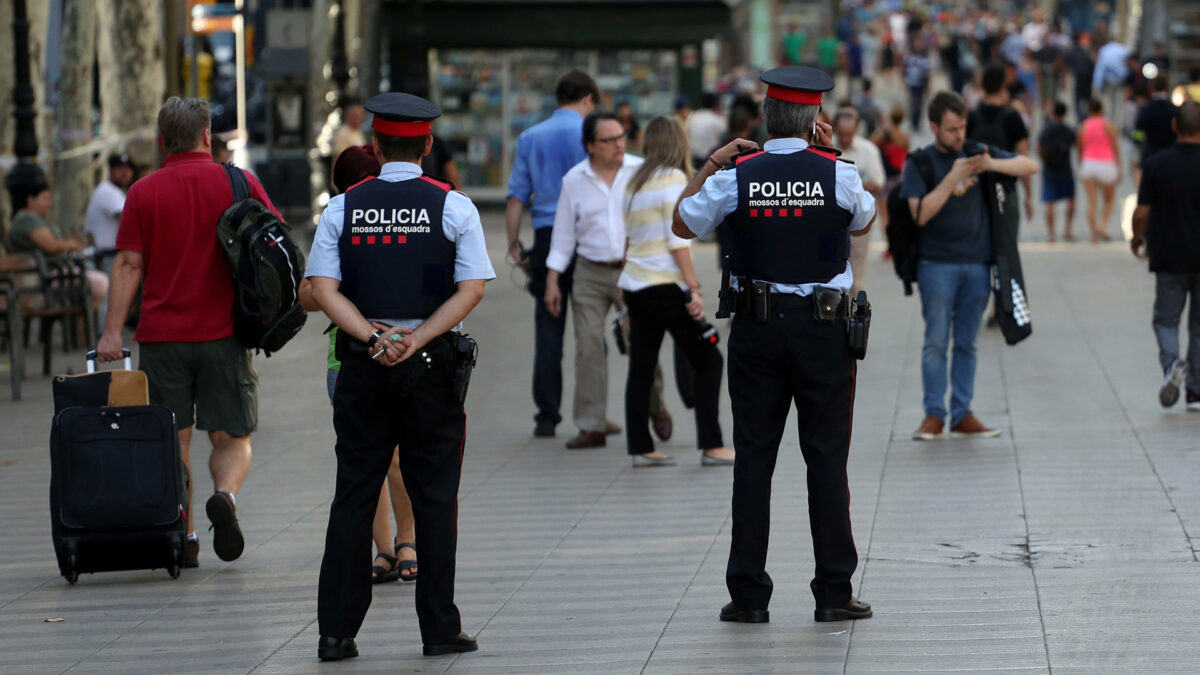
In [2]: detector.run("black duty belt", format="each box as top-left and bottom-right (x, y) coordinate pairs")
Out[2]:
(733, 284), (846, 324)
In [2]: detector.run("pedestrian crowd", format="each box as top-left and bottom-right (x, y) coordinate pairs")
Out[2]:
(4, 3), (1200, 665)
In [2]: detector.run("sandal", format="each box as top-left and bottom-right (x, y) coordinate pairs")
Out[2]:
(372, 553), (400, 584)
(395, 541), (418, 582)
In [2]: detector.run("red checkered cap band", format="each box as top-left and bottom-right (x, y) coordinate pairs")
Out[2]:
(372, 118), (432, 137)
(765, 86), (823, 105)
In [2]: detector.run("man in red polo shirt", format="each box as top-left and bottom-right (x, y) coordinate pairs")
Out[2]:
(98, 97), (281, 568)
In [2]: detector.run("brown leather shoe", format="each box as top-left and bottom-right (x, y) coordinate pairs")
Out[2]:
(949, 414), (1002, 438)
(651, 410), (673, 441)
(566, 431), (606, 449)
(604, 420), (622, 435)
(912, 415), (944, 441)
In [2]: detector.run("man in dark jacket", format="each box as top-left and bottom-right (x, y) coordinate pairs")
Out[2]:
(1132, 100), (1200, 411)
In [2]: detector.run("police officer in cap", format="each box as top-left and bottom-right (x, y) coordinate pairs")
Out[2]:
(672, 66), (876, 623)
(307, 92), (495, 659)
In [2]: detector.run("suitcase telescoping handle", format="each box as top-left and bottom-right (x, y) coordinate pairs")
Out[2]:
(85, 348), (132, 373)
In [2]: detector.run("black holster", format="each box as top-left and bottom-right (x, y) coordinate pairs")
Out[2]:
(846, 290), (871, 360)
(732, 279), (772, 323)
(448, 333), (478, 404)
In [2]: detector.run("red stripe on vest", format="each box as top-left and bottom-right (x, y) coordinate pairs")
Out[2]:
(419, 175), (452, 192)
(735, 151), (765, 166)
(808, 148), (837, 162)
(345, 175), (376, 193)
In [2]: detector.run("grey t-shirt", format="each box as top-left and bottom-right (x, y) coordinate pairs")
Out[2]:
(899, 144), (1012, 264)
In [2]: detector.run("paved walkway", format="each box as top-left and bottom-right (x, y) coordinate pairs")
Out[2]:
(1, 212), (1198, 673)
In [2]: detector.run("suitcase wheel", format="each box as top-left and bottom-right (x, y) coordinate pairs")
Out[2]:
(64, 550), (79, 585)
(167, 540), (182, 579)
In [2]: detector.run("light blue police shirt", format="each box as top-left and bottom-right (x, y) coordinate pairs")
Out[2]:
(307, 161), (496, 330)
(678, 137), (875, 296)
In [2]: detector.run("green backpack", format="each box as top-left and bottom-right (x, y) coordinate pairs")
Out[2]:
(216, 164), (306, 357)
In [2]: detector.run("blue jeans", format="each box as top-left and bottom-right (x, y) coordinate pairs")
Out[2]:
(1153, 272), (1200, 393)
(918, 260), (992, 426)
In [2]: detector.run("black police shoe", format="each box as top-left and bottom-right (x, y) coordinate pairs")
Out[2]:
(423, 632), (478, 656)
(317, 636), (358, 661)
(719, 602), (769, 623)
(814, 596), (873, 622)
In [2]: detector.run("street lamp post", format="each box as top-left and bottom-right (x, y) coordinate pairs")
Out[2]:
(330, 0), (351, 107)
(5, 0), (48, 201)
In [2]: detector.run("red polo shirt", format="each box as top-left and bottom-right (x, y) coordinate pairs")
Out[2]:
(116, 152), (281, 343)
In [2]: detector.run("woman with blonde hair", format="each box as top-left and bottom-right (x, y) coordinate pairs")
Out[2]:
(620, 116), (732, 467)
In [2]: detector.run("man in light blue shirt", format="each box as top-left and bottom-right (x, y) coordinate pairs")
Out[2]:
(504, 70), (599, 437)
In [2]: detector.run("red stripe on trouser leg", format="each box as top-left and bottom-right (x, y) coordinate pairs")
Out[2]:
(847, 358), (857, 569)
(456, 410), (465, 632)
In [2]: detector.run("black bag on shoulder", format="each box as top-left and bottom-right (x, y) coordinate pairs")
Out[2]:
(885, 149), (935, 296)
(216, 164), (306, 357)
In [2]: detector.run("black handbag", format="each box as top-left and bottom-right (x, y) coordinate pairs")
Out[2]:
(980, 170), (1032, 345)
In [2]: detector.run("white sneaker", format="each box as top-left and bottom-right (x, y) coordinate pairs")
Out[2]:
(1160, 359), (1189, 408)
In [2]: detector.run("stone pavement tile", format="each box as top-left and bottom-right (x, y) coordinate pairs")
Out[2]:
(1035, 562), (1200, 672)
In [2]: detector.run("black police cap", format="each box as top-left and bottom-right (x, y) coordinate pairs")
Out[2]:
(365, 93), (441, 137)
(761, 66), (835, 105)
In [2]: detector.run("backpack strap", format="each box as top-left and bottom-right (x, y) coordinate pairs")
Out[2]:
(223, 163), (251, 203)
(910, 147), (937, 227)
(912, 148), (936, 192)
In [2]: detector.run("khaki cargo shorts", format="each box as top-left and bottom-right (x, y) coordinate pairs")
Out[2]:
(140, 337), (258, 435)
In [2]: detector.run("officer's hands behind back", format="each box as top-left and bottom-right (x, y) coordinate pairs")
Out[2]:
(370, 322), (415, 367)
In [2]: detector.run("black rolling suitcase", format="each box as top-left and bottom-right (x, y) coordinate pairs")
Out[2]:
(50, 350), (187, 584)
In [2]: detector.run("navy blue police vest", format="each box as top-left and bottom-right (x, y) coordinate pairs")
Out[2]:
(339, 175), (456, 318)
(725, 148), (852, 284)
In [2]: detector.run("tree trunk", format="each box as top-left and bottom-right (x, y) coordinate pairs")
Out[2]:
(55, 1), (97, 237)
(97, 0), (165, 170)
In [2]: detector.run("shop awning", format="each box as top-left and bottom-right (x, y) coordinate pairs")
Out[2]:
(384, 0), (734, 49)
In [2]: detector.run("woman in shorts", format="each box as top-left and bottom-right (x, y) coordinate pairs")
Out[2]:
(1076, 98), (1122, 242)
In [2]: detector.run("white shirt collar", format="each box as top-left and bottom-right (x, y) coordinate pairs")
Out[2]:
(764, 137), (811, 153)
(379, 161), (424, 179)
(581, 153), (640, 178)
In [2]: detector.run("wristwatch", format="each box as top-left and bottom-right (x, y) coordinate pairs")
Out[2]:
(366, 330), (383, 349)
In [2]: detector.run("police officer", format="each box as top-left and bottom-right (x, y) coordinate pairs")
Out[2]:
(671, 67), (876, 623)
(306, 92), (495, 659)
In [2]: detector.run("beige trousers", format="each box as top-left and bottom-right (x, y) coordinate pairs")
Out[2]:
(570, 258), (623, 432)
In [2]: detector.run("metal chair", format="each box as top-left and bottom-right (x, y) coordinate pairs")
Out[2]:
(2, 250), (95, 377)
(0, 260), (27, 400)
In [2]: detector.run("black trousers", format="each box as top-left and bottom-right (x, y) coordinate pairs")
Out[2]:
(725, 295), (858, 610)
(528, 227), (574, 427)
(317, 348), (466, 643)
(624, 284), (723, 454)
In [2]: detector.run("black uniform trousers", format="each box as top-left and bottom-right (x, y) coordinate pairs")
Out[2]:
(725, 294), (858, 610)
(624, 283), (724, 454)
(317, 346), (466, 643)
(528, 227), (574, 427)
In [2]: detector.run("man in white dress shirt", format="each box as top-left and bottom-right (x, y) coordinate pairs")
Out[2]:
(544, 112), (643, 449)
(84, 154), (135, 257)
